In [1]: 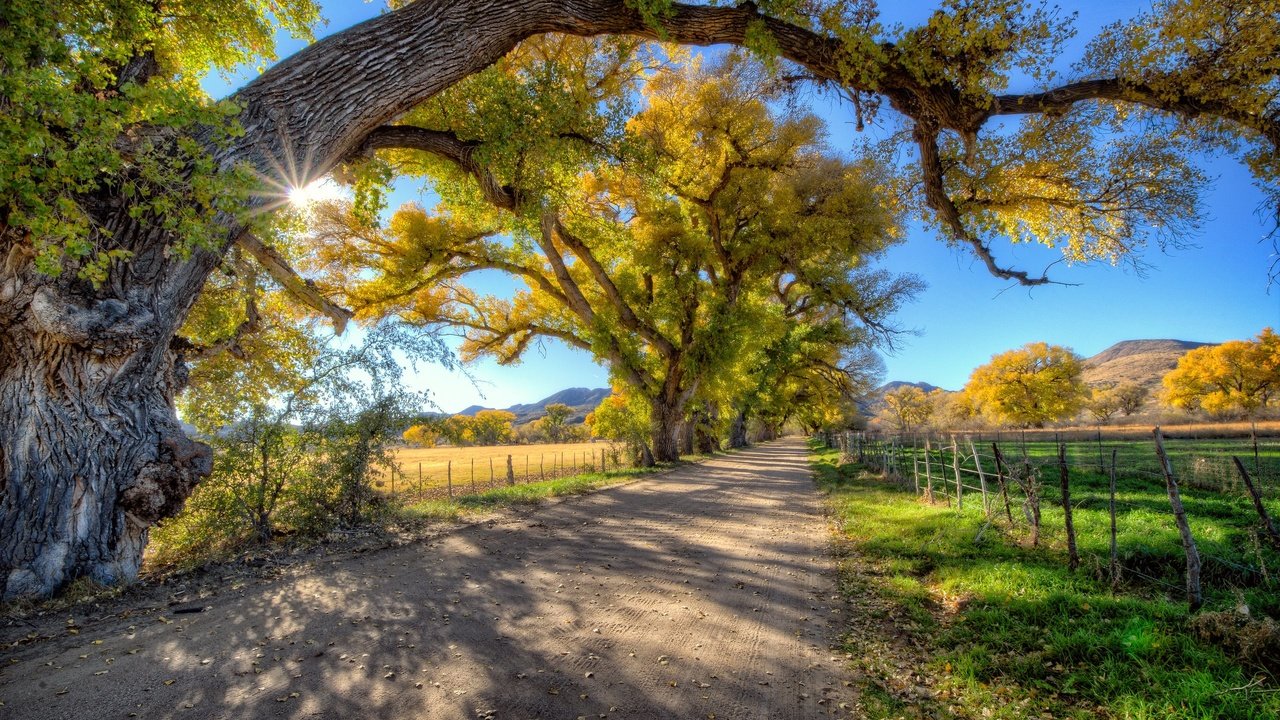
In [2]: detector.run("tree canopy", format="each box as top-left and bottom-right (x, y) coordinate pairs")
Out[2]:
(4, 0), (1280, 598)
(1163, 328), (1280, 418)
(963, 341), (1087, 427)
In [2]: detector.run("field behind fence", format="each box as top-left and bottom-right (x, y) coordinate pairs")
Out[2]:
(379, 441), (631, 500)
(829, 428), (1280, 613)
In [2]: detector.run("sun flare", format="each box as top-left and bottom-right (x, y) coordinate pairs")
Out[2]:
(288, 177), (347, 208)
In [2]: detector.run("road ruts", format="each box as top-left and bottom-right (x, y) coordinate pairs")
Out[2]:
(0, 438), (856, 719)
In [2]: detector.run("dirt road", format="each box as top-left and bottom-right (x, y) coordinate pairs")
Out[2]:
(1, 439), (856, 719)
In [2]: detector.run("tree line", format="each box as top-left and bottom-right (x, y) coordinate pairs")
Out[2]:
(877, 328), (1280, 432)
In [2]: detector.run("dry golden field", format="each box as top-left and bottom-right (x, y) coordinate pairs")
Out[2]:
(380, 441), (621, 496)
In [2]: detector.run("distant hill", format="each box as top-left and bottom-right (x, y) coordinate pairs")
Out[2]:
(456, 387), (611, 425)
(878, 380), (942, 395)
(1081, 339), (1215, 406)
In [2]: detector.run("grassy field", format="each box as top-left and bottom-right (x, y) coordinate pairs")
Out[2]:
(813, 440), (1280, 719)
(382, 441), (623, 496)
(399, 465), (664, 523)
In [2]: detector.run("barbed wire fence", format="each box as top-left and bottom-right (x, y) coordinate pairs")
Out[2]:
(825, 428), (1280, 610)
(377, 444), (636, 502)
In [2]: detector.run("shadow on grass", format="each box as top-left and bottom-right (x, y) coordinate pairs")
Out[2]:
(809, 440), (1280, 720)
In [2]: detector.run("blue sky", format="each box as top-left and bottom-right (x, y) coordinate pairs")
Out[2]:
(204, 1), (1278, 412)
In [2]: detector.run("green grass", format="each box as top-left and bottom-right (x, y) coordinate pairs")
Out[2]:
(813, 441), (1280, 720)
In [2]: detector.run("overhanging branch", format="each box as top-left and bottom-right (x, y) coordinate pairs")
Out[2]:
(236, 233), (354, 333)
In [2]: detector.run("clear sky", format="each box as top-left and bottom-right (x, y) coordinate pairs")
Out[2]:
(203, 1), (1279, 412)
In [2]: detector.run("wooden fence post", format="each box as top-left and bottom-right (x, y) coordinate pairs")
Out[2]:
(489, 456), (494, 483)
(992, 443), (1015, 525)
(1058, 444), (1079, 572)
(913, 456), (921, 494)
(470, 457), (476, 492)
(951, 436), (963, 511)
(1109, 449), (1119, 590)
(506, 454), (515, 485)
(525, 454), (530, 483)
(924, 438), (935, 503)
(969, 438), (989, 516)
(1233, 456), (1280, 548)
(418, 462), (423, 492)
(1154, 428), (1203, 611)
(1096, 430), (1105, 475)
(447, 460), (453, 499)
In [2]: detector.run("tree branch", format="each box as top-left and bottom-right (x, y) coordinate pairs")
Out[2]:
(236, 233), (354, 334)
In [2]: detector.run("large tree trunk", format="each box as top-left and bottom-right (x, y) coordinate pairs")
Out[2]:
(693, 406), (720, 454)
(650, 400), (682, 463)
(728, 408), (749, 449)
(0, 243), (212, 597)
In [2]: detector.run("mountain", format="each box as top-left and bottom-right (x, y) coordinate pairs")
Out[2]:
(455, 387), (612, 425)
(877, 380), (941, 395)
(1081, 339), (1215, 402)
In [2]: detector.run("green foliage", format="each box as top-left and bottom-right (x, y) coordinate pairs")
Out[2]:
(150, 323), (443, 570)
(467, 409), (517, 445)
(586, 385), (652, 458)
(0, 0), (319, 284)
(540, 403), (574, 442)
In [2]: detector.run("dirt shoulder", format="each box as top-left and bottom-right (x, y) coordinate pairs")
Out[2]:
(0, 439), (859, 719)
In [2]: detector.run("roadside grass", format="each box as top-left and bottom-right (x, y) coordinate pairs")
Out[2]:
(812, 441), (1280, 720)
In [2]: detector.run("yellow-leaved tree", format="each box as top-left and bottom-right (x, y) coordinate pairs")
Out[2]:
(1163, 329), (1280, 418)
(964, 342), (1087, 428)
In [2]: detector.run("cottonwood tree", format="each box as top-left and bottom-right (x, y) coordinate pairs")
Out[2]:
(539, 403), (575, 443)
(878, 385), (936, 433)
(4, 0), (1277, 597)
(310, 54), (908, 461)
(964, 342), (1087, 427)
(1163, 328), (1280, 418)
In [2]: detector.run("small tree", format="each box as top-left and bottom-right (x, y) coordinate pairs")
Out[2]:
(1085, 385), (1124, 424)
(1115, 384), (1150, 417)
(1163, 328), (1280, 418)
(469, 410), (516, 445)
(965, 342), (1087, 427)
(586, 387), (653, 466)
(402, 422), (441, 448)
(541, 403), (574, 443)
(878, 386), (935, 433)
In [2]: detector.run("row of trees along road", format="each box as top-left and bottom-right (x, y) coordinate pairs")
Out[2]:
(3, 0), (1278, 598)
(879, 328), (1280, 431)
(306, 46), (914, 463)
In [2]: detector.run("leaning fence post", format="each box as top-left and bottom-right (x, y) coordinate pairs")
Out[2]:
(1233, 456), (1280, 548)
(951, 436), (963, 511)
(992, 442), (1015, 525)
(969, 438), (989, 516)
(1153, 427), (1203, 611)
(1109, 449), (1119, 590)
(1058, 444), (1079, 572)
(924, 438), (935, 503)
